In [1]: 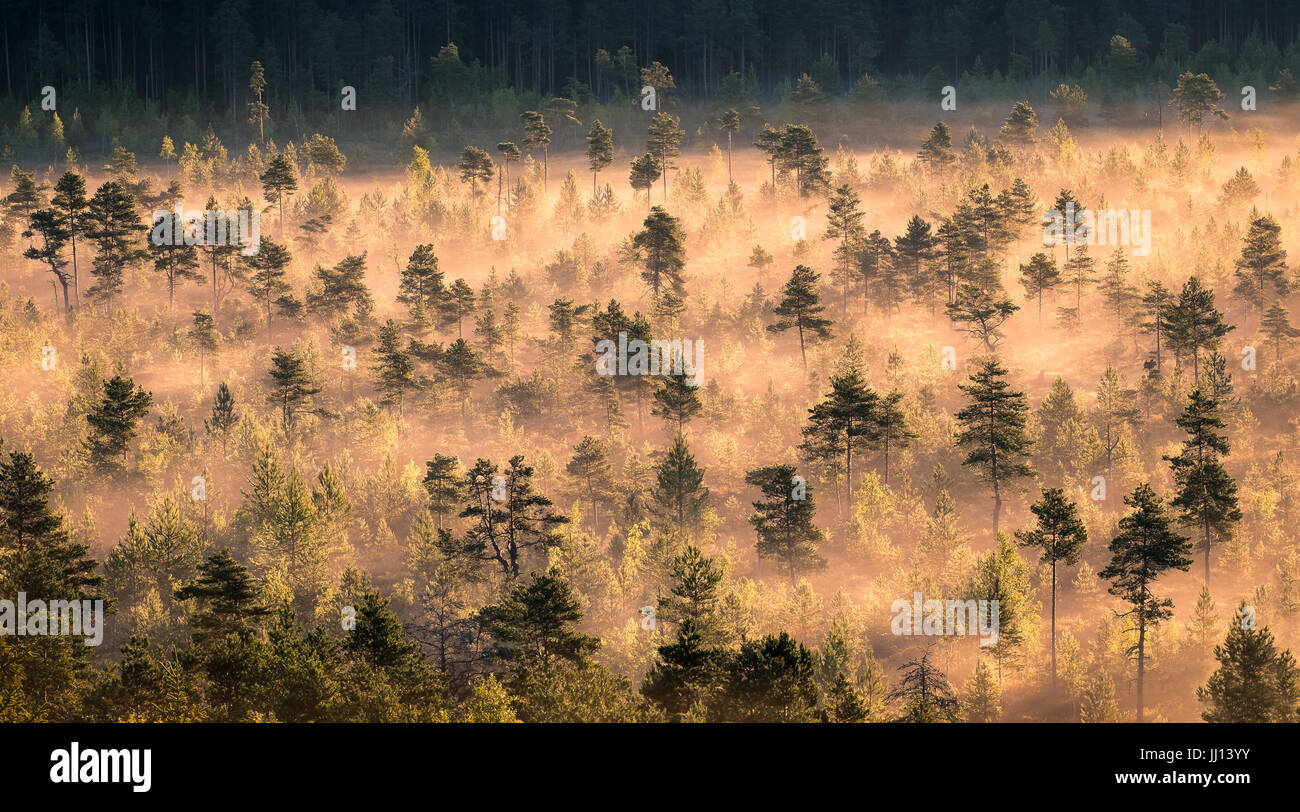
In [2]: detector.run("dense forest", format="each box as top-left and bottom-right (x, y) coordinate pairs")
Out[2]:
(2, 0), (1300, 724)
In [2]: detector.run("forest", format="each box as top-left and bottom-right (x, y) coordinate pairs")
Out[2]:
(1, 0), (1299, 724)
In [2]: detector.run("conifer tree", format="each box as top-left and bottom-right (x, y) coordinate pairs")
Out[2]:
(85, 375), (153, 471)
(1168, 275), (1233, 387)
(565, 437), (613, 534)
(188, 311), (219, 389)
(745, 463), (825, 582)
(458, 456), (569, 581)
(799, 369), (879, 499)
(1019, 252), (1061, 329)
(85, 180), (147, 306)
(520, 111), (553, 191)
(21, 207), (72, 313)
(656, 546), (725, 637)
(1016, 488), (1087, 686)
(205, 382), (237, 453)
(651, 365), (702, 434)
(421, 454), (461, 528)
(266, 348), (323, 439)
(963, 659), (1002, 721)
(653, 433), (710, 537)
(585, 119), (614, 193)
(1163, 388), (1241, 585)
(1261, 302), (1300, 362)
(150, 210), (203, 310)
(174, 549), (271, 646)
(260, 154), (298, 238)
(717, 109), (741, 183)
(768, 265), (833, 376)
(955, 359), (1034, 535)
(1197, 603), (1300, 722)
(1095, 365), (1141, 486)
(1233, 212), (1288, 316)
(641, 619), (726, 720)
(372, 319), (419, 418)
(632, 206), (687, 301)
(825, 184), (866, 313)
(946, 283), (1019, 352)
(243, 238), (294, 340)
(888, 648), (961, 722)
(50, 171), (89, 310)
(1099, 483), (1193, 722)
(917, 122), (956, 169)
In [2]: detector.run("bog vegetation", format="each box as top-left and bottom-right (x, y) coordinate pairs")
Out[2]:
(2, 24), (1300, 722)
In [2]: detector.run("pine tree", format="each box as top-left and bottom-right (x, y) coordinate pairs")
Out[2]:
(188, 311), (219, 389)
(1019, 252), (1061, 329)
(243, 238), (293, 340)
(874, 391), (914, 487)
(777, 124), (830, 197)
(999, 100), (1038, 145)
(1163, 388), (1241, 586)
(1062, 242), (1096, 318)
(585, 119), (614, 193)
(421, 454), (461, 528)
(150, 210), (203, 310)
(894, 215), (938, 315)
(480, 570), (598, 662)
(266, 348), (323, 439)
(889, 648), (962, 722)
(799, 368), (879, 499)
(397, 243), (448, 326)
(718, 109), (741, 184)
(963, 659), (1002, 721)
(1188, 585), (1219, 657)
(1016, 488), (1087, 687)
(651, 365), (702, 434)
(1095, 365), (1141, 487)
(640, 619), (727, 719)
(946, 283), (1019, 352)
(628, 153), (662, 209)
(768, 265), (833, 376)
(955, 359), (1035, 535)
(653, 433), (710, 537)
(745, 463), (825, 582)
(458, 456), (569, 581)
(1261, 302), (1300, 361)
(260, 154), (299, 238)
(440, 338), (490, 420)
(50, 171), (89, 311)
(442, 278), (477, 338)
(1099, 483), (1193, 722)
(633, 206), (687, 302)
(1139, 280), (1174, 373)
(718, 632), (820, 722)
(1233, 212), (1288, 316)
(1197, 603), (1300, 722)
(173, 549), (271, 646)
(21, 207), (72, 313)
(247, 60), (269, 144)
(520, 111), (553, 192)
(85, 180), (147, 306)
(825, 184), (866, 313)
(205, 382), (237, 454)
(656, 546), (725, 637)
(0, 451), (104, 715)
(971, 534), (1035, 680)
(917, 122), (956, 169)
(1079, 672), (1120, 722)
(565, 437), (613, 534)
(85, 375), (153, 471)
(1168, 276), (1234, 387)
(372, 319), (419, 418)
